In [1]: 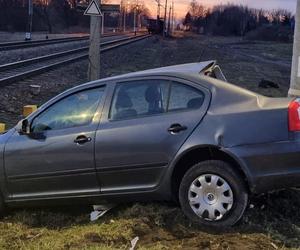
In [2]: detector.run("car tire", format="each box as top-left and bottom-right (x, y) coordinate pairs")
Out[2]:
(179, 160), (248, 228)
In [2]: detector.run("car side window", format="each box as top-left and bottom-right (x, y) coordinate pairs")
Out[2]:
(109, 80), (169, 120)
(168, 83), (205, 112)
(31, 88), (105, 132)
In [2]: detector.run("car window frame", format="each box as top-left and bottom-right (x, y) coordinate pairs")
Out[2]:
(29, 85), (107, 133)
(106, 76), (210, 122)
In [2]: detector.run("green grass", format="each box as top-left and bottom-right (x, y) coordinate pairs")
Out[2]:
(0, 195), (299, 249)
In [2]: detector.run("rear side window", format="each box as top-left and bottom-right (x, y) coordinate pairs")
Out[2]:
(109, 80), (205, 121)
(110, 80), (169, 120)
(168, 83), (205, 112)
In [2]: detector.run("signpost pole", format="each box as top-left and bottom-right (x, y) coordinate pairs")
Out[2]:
(87, 0), (102, 81)
(83, 1), (119, 81)
(289, 0), (300, 97)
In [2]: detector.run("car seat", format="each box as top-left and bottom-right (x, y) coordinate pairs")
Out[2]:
(113, 91), (137, 120)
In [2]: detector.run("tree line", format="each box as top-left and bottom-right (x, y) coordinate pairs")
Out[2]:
(0, 0), (150, 33)
(0, 0), (81, 32)
(183, 1), (294, 41)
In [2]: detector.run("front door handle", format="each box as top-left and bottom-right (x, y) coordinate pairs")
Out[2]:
(168, 124), (188, 134)
(74, 135), (92, 145)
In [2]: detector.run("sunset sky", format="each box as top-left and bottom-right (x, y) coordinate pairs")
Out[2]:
(139, 0), (297, 19)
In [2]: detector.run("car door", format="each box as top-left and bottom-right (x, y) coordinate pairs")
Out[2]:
(4, 86), (106, 200)
(95, 77), (210, 193)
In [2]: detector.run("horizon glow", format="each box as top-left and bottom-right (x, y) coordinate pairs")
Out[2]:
(129, 0), (297, 19)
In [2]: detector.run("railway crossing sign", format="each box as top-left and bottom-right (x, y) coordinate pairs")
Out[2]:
(84, 0), (102, 16)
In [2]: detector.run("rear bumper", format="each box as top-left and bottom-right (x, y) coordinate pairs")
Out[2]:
(228, 140), (300, 194)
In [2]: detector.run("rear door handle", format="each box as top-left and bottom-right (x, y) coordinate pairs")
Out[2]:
(168, 124), (188, 134)
(74, 135), (92, 145)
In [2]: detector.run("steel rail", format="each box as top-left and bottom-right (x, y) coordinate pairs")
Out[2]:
(0, 34), (151, 86)
(0, 32), (126, 51)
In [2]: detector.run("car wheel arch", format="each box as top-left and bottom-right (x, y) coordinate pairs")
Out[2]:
(170, 145), (252, 202)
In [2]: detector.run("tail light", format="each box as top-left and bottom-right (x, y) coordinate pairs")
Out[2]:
(289, 98), (300, 131)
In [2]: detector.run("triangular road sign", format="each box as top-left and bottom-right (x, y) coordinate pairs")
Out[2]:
(84, 0), (102, 16)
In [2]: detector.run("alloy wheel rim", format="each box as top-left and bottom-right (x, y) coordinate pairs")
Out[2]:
(188, 174), (234, 221)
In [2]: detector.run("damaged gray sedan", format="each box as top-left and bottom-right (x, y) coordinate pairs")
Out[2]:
(0, 61), (299, 228)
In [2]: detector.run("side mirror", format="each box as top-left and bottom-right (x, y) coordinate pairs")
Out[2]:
(19, 119), (30, 135)
(18, 119), (46, 140)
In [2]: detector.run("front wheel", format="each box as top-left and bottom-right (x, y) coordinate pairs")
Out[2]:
(179, 160), (248, 228)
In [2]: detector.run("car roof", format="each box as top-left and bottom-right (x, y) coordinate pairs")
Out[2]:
(121, 61), (216, 77)
(78, 61), (217, 89)
(75, 60), (258, 98)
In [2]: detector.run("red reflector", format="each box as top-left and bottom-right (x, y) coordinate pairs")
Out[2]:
(289, 99), (300, 131)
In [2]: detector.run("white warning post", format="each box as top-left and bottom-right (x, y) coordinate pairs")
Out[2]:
(85, 0), (102, 81)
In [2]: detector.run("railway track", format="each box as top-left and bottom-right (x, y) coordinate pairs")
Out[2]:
(0, 32), (126, 51)
(0, 34), (151, 86)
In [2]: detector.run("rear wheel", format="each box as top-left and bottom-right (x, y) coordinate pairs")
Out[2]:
(179, 160), (248, 228)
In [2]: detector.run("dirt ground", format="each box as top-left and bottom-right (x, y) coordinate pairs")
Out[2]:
(0, 33), (299, 249)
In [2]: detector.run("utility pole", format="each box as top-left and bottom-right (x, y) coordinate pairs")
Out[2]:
(163, 0), (168, 37)
(123, 3), (126, 32)
(289, 0), (300, 97)
(134, 7), (136, 34)
(167, 4), (171, 36)
(156, 0), (160, 18)
(155, 0), (160, 34)
(134, 1), (138, 35)
(87, 0), (102, 81)
(25, 0), (33, 40)
(172, 1), (174, 33)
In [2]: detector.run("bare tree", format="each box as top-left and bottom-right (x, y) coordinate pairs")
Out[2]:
(183, 2), (293, 38)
